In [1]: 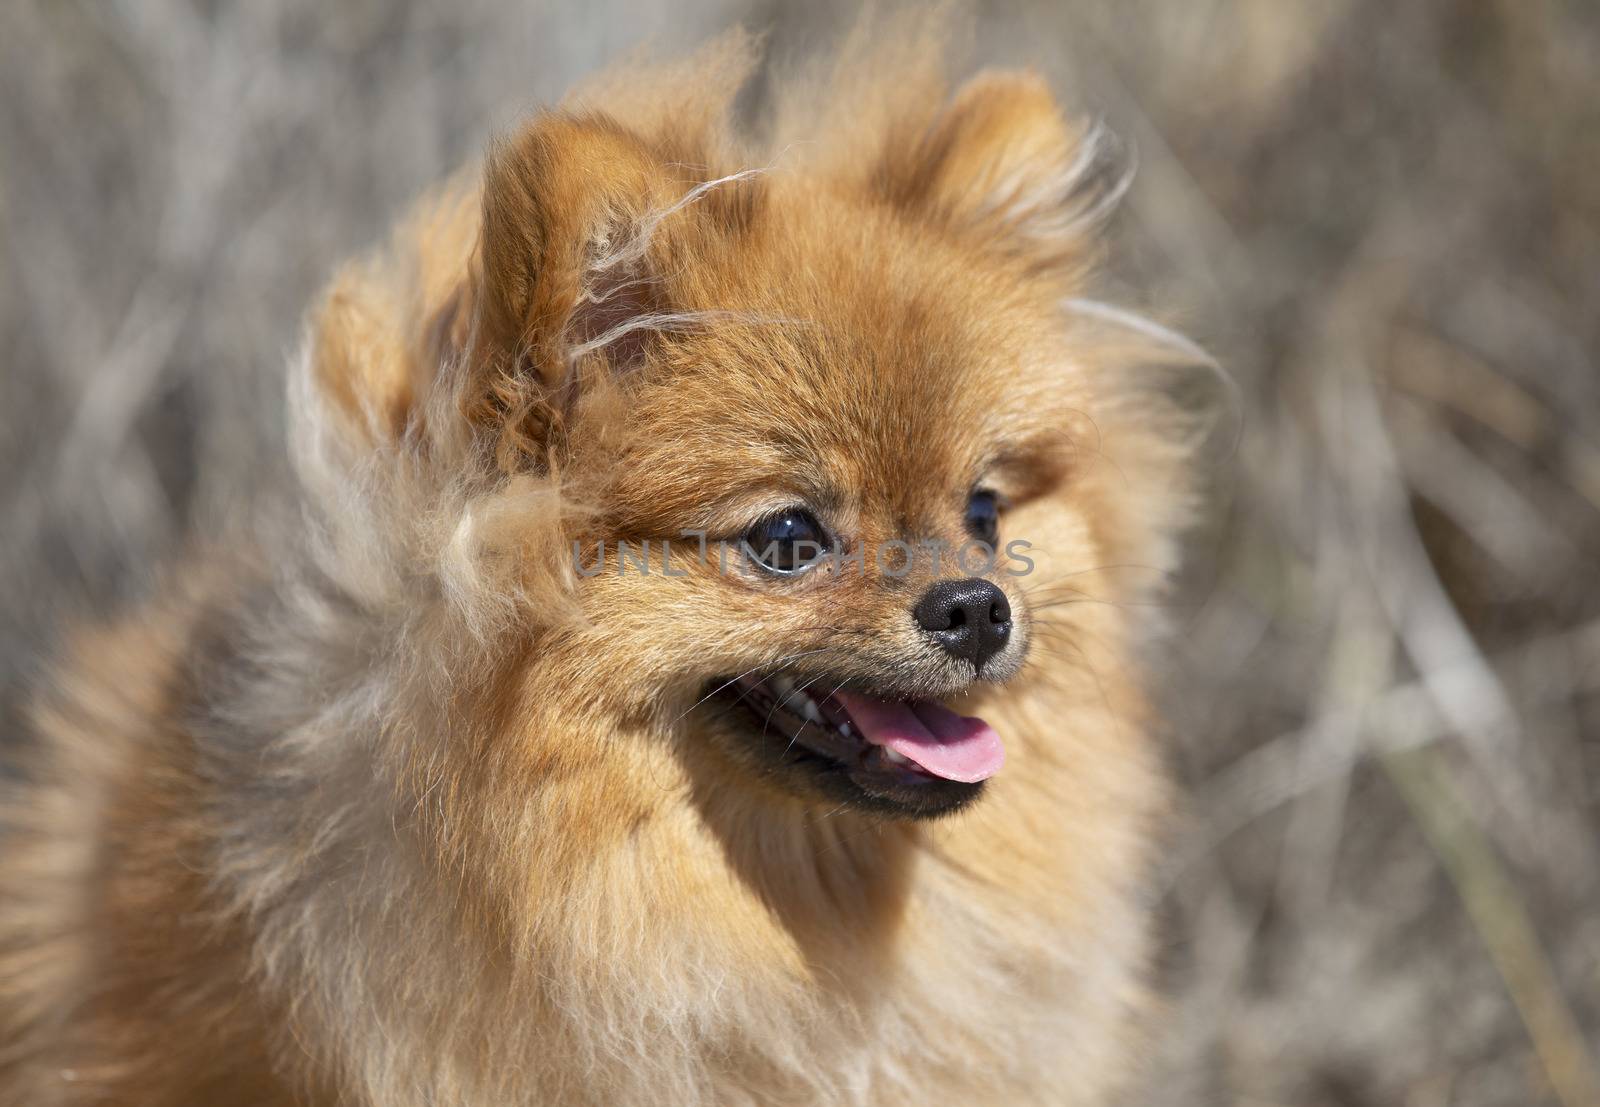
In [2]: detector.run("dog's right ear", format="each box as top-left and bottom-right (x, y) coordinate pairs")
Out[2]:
(461, 113), (688, 471)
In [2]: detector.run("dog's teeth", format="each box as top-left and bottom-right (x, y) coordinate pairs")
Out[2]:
(802, 699), (823, 724)
(769, 675), (795, 698)
(839, 722), (853, 738)
(883, 748), (910, 766)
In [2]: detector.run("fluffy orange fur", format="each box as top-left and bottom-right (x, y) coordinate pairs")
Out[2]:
(0, 23), (1209, 1106)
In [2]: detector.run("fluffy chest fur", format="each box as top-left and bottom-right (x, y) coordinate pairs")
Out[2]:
(217, 584), (1164, 1107)
(171, 578), (1163, 1107)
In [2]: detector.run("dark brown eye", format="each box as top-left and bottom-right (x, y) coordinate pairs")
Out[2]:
(743, 509), (831, 574)
(965, 489), (1001, 547)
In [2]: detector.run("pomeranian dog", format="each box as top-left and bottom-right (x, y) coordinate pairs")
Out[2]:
(0, 21), (1209, 1107)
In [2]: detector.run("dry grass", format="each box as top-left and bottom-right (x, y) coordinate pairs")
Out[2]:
(2, 2), (1598, 1104)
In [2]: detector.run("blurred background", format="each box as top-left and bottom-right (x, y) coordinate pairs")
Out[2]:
(2, 2), (1597, 1103)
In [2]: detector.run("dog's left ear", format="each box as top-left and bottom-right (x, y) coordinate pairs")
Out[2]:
(883, 71), (1119, 275)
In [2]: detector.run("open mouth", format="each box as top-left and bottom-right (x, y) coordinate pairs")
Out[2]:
(709, 673), (1005, 816)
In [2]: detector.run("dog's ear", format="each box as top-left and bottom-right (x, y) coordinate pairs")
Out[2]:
(461, 113), (685, 468)
(303, 114), (677, 465)
(303, 34), (763, 463)
(882, 71), (1121, 275)
(300, 117), (675, 464)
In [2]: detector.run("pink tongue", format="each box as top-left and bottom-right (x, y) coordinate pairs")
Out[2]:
(833, 692), (1005, 783)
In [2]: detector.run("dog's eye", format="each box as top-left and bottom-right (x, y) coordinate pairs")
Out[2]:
(965, 489), (1001, 547)
(743, 509), (831, 574)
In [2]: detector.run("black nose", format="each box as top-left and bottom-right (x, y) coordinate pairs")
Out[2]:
(914, 578), (1012, 671)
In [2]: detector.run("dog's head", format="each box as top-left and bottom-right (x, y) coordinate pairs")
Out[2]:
(304, 38), (1208, 823)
